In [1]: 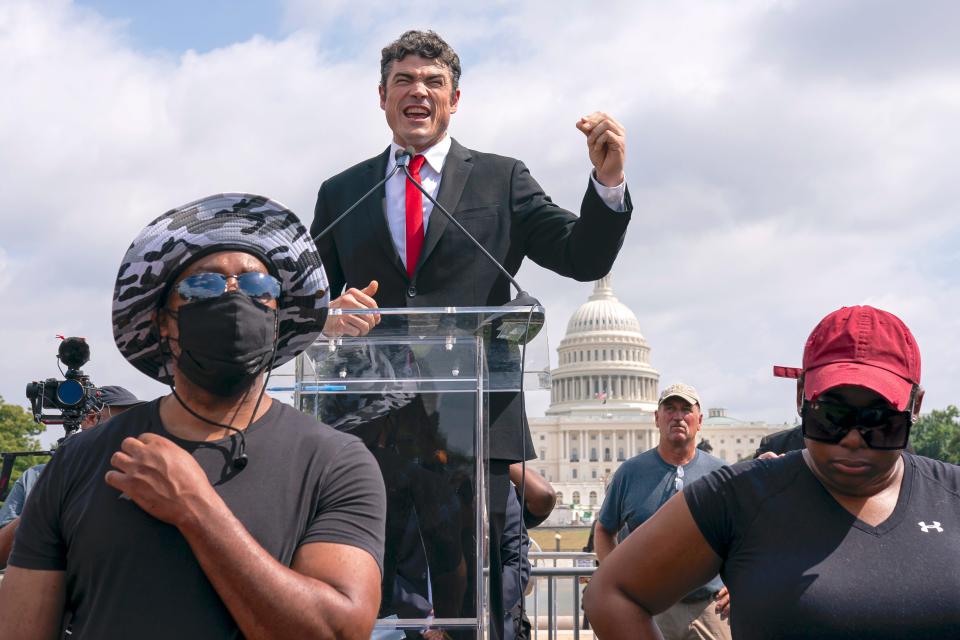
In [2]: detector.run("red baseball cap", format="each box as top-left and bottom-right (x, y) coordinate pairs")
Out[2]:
(774, 306), (921, 410)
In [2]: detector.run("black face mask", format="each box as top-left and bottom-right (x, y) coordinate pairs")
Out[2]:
(172, 292), (278, 397)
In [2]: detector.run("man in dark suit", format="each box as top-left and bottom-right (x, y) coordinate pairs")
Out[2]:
(754, 425), (805, 458)
(310, 29), (632, 638)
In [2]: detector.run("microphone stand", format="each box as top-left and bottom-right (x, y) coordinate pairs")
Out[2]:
(400, 152), (545, 627)
(399, 162), (543, 309)
(400, 160), (544, 344)
(312, 160), (405, 244)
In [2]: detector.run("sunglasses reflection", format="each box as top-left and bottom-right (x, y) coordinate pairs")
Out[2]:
(177, 272), (282, 303)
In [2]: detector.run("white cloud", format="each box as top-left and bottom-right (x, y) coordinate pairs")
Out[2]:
(1, 0), (959, 448)
(755, 0), (960, 81)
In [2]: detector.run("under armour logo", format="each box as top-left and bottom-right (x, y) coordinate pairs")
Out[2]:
(918, 521), (943, 533)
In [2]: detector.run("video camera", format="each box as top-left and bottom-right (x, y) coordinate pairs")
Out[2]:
(0, 338), (101, 500)
(25, 337), (102, 439)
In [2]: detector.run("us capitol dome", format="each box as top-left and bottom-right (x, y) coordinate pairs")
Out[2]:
(546, 274), (660, 414)
(529, 272), (785, 525)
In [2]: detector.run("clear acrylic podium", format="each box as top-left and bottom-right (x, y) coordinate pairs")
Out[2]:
(294, 306), (548, 640)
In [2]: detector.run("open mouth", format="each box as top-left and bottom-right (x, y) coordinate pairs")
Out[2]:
(403, 105), (431, 120)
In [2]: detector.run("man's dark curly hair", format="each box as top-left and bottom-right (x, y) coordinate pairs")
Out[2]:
(380, 30), (461, 94)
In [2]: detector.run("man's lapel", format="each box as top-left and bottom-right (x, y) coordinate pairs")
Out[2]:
(361, 147), (407, 278)
(416, 138), (472, 274)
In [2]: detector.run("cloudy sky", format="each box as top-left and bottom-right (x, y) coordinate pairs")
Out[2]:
(2, 0), (958, 447)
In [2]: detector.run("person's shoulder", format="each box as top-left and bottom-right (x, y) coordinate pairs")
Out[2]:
(694, 450), (806, 500)
(267, 401), (364, 450)
(907, 453), (960, 497)
(22, 462), (48, 481)
(757, 426), (803, 455)
(464, 148), (519, 167)
(696, 450), (728, 470)
(14, 463), (49, 492)
(452, 139), (521, 169)
(737, 448), (805, 473)
(39, 401), (157, 482)
(617, 449), (661, 473)
(760, 426), (797, 442)
(59, 400), (157, 456)
(621, 448), (655, 464)
(256, 404), (379, 500)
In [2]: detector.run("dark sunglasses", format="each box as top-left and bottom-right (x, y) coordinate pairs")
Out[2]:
(801, 396), (914, 450)
(176, 272), (281, 303)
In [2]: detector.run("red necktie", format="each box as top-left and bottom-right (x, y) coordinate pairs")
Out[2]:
(405, 154), (427, 278)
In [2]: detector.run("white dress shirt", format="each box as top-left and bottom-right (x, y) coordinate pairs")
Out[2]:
(384, 135), (628, 266)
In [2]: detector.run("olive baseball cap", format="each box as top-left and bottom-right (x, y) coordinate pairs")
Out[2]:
(658, 383), (701, 407)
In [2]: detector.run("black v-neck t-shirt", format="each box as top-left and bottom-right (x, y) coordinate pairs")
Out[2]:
(685, 451), (960, 639)
(10, 399), (386, 639)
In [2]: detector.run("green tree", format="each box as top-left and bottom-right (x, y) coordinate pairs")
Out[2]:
(911, 405), (960, 464)
(0, 396), (49, 503)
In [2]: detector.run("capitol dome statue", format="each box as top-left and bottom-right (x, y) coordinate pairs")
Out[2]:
(546, 273), (660, 415)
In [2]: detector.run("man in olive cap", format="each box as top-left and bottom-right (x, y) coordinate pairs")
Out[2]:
(595, 383), (730, 640)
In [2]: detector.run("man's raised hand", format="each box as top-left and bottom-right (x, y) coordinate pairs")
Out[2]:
(576, 112), (626, 187)
(324, 280), (381, 337)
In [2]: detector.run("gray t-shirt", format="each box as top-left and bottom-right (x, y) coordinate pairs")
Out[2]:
(11, 399), (386, 639)
(598, 448), (725, 598)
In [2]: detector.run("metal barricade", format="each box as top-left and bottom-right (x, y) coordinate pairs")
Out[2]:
(526, 552), (597, 640)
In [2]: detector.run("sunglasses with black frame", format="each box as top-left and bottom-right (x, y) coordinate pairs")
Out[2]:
(801, 385), (920, 450)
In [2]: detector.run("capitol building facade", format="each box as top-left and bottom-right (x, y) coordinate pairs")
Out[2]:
(529, 274), (788, 524)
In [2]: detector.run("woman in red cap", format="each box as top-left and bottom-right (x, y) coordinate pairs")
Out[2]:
(584, 305), (960, 639)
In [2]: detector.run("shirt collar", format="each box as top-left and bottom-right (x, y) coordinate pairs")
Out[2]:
(388, 135), (452, 174)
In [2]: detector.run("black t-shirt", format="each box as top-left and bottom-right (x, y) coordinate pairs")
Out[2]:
(10, 399), (386, 639)
(685, 451), (960, 639)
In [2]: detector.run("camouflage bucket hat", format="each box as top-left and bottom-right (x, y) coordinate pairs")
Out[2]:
(112, 193), (329, 384)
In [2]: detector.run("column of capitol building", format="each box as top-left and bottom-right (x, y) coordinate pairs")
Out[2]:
(528, 274), (790, 526)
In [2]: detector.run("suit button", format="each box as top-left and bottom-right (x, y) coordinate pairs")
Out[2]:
(407, 286), (417, 298)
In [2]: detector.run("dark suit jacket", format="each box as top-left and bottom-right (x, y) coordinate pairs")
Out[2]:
(754, 425), (806, 458)
(311, 138), (632, 461)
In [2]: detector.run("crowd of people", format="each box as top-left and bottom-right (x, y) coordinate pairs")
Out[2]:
(0, 27), (954, 640)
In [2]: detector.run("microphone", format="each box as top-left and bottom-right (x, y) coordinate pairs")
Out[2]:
(221, 424), (249, 470)
(395, 146), (413, 168)
(169, 387), (249, 470)
(398, 147), (544, 342)
(311, 148), (411, 243)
